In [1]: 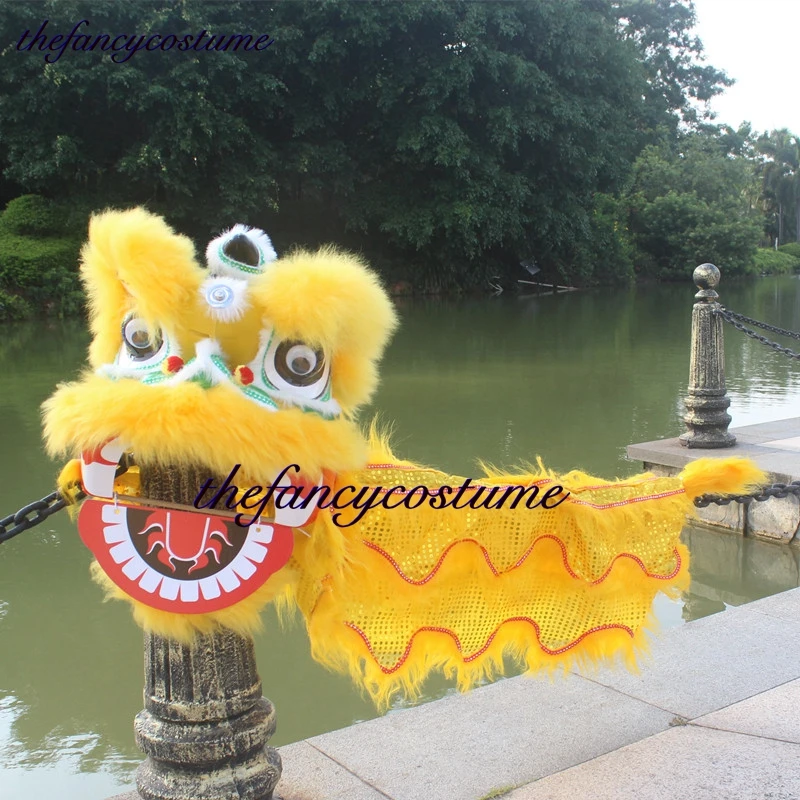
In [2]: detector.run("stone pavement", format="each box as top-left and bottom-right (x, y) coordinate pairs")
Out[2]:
(276, 587), (800, 800)
(627, 416), (800, 482)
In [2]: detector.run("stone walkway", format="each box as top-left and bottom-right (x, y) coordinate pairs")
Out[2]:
(276, 586), (800, 800)
(627, 416), (800, 482)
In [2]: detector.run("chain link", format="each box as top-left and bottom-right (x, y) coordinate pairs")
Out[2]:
(716, 307), (800, 341)
(0, 488), (84, 544)
(694, 481), (800, 508)
(715, 308), (800, 360)
(0, 463), (130, 544)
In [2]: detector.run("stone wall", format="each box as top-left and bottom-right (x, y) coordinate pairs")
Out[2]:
(642, 462), (800, 545)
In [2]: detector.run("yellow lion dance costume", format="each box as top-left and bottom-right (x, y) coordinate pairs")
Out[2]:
(43, 209), (764, 707)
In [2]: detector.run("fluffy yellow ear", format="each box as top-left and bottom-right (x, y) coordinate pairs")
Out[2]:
(249, 246), (399, 408)
(81, 208), (204, 367)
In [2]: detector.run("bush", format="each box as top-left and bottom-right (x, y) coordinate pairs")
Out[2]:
(752, 248), (800, 275)
(0, 194), (67, 237)
(778, 242), (800, 259)
(0, 232), (83, 314)
(0, 194), (88, 317)
(0, 289), (32, 321)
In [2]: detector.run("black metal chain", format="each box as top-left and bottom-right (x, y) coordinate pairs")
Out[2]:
(0, 486), (85, 544)
(716, 307), (800, 341)
(694, 481), (800, 508)
(0, 463), (130, 545)
(715, 308), (800, 360)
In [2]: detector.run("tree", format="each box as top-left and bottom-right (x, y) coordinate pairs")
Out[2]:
(0, 0), (737, 298)
(614, 0), (732, 139)
(0, 1), (284, 227)
(756, 129), (800, 245)
(622, 127), (762, 278)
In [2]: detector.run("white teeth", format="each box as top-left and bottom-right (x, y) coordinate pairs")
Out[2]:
(139, 570), (162, 594)
(109, 540), (136, 564)
(102, 519), (127, 545)
(122, 559), (147, 581)
(217, 570), (241, 593)
(179, 582), (199, 602)
(159, 577), (181, 601)
(251, 524), (274, 544)
(241, 540), (269, 564)
(199, 577), (222, 600)
(101, 505), (124, 523)
(99, 503), (280, 604)
(232, 559), (257, 580)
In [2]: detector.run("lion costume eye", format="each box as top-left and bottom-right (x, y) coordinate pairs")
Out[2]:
(274, 342), (325, 387)
(123, 317), (163, 362)
(262, 336), (329, 399)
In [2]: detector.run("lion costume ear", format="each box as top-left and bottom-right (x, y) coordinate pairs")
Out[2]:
(81, 208), (204, 368)
(248, 247), (399, 410)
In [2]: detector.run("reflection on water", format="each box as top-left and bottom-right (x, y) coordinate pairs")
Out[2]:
(682, 523), (800, 618)
(2, 277), (800, 799)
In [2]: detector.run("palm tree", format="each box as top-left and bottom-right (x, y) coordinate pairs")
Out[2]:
(757, 129), (800, 244)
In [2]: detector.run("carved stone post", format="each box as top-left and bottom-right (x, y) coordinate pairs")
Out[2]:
(132, 465), (281, 800)
(679, 263), (736, 449)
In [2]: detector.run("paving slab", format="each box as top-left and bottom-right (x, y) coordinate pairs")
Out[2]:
(276, 741), (390, 800)
(577, 604), (800, 719)
(305, 673), (673, 800)
(695, 678), (800, 743)
(628, 418), (800, 483)
(745, 585), (800, 619)
(627, 436), (785, 472)
(762, 435), (800, 450)
(505, 725), (800, 800)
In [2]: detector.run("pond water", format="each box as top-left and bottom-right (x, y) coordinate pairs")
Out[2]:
(2, 275), (800, 799)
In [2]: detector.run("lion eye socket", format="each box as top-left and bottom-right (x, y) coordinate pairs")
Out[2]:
(274, 341), (325, 387)
(123, 318), (162, 361)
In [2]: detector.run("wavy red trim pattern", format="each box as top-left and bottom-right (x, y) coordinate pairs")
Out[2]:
(344, 617), (636, 674)
(363, 536), (682, 586)
(569, 488), (686, 509)
(366, 465), (671, 496)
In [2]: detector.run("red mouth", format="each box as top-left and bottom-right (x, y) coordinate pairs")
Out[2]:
(78, 499), (293, 613)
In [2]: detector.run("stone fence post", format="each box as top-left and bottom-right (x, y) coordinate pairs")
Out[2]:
(129, 464), (282, 800)
(679, 263), (736, 449)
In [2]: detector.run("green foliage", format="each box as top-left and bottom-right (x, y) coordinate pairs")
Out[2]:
(616, 0), (732, 138)
(571, 194), (635, 284)
(0, 196), (87, 317)
(752, 248), (800, 275)
(621, 130), (762, 279)
(779, 242), (800, 258)
(757, 130), (800, 245)
(0, 289), (32, 321)
(0, 0), (732, 292)
(1, 194), (68, 236)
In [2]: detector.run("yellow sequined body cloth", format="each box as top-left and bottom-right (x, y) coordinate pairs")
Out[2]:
(286, 451), (759, 707)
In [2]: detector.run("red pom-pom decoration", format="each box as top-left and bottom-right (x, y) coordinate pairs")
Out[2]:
(163, 356), (185, 374)
(234, 366), (254, 386)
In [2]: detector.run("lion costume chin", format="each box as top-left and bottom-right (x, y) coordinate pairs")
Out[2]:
(42, 208), (765, 707)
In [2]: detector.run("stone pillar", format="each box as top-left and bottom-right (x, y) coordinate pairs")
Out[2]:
(132, 464), (281, 800)
(679, 263), (736, 449)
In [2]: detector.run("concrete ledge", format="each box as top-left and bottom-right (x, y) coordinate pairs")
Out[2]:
(629, 418), (800, 541)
